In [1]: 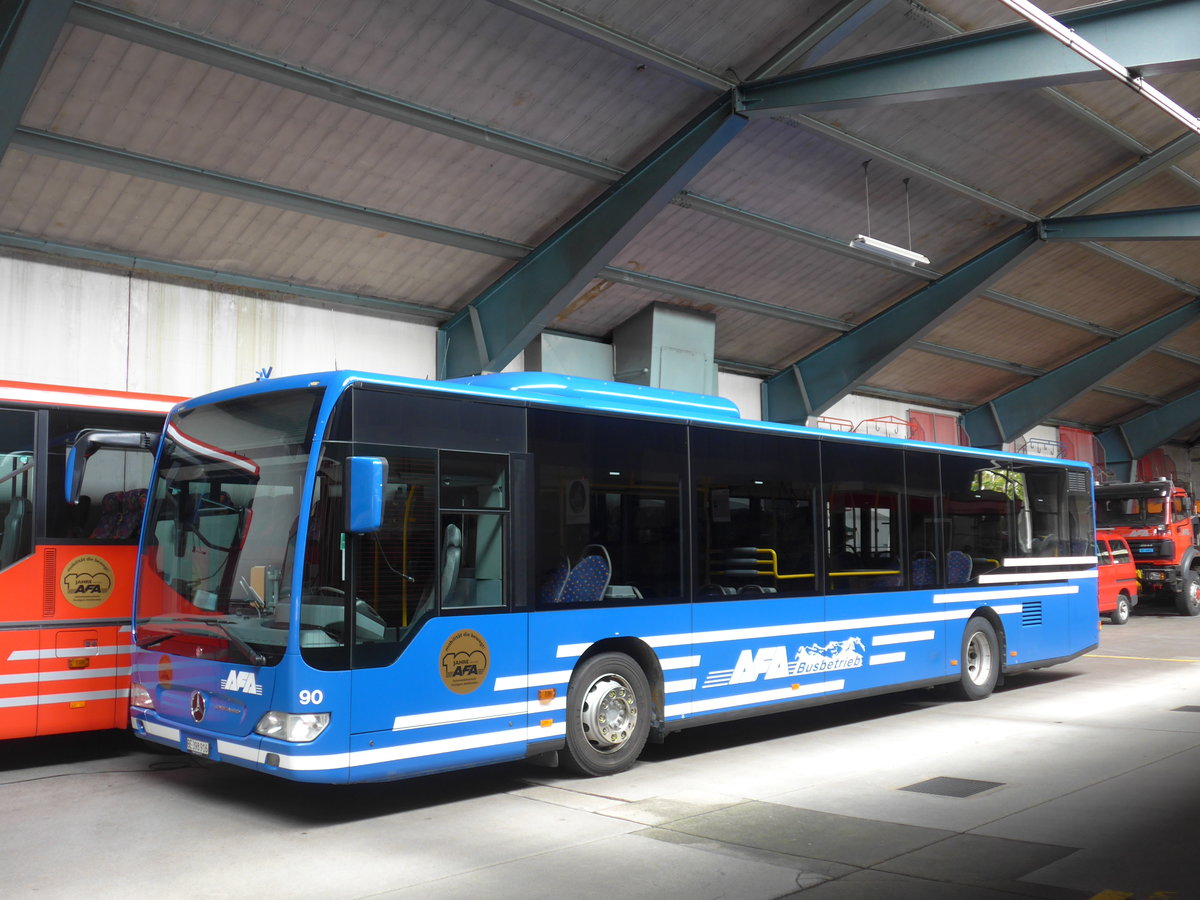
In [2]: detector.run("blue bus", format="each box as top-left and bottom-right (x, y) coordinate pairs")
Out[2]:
(94, 371), (1097, 784)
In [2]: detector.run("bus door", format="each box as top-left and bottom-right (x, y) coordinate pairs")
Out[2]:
(339, 449), (528, 777)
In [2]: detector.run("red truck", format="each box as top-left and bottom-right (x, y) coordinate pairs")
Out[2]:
(1094, 479), (1200, 616)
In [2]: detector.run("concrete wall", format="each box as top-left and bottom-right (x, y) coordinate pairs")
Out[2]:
(1, 250), (437, 397)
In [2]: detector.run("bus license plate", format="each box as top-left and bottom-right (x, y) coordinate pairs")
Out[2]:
(185, 737), (210, 757)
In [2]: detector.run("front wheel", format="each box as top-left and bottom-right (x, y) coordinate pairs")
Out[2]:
(950, 617), (1000, 701)
(561, 652), (651, 777)
(1175, 569), (1200, 616)
(1109, 592), (1130, 625)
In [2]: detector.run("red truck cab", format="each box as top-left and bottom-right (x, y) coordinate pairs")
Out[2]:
(1096, 529), (1137, 624)
(1095, 479), (1200, 616)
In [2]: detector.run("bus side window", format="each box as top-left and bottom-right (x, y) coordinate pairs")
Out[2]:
(822, 441), (904, 594)
(0, 409), (36, 570)
(691, 427), (818, 599)
(530, 409), (683, 605)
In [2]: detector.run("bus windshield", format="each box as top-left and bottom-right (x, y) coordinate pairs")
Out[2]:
(136, 387), (322, 665)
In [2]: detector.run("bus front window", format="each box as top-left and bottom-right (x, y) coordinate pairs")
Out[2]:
(137, 388), (321, 666)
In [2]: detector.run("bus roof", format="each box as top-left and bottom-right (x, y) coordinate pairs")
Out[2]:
(0, 380), (180, 415)
(176, 370), (1095, 472)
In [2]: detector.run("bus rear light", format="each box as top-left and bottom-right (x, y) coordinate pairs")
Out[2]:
(255, 711), (330, 743)
(130, 682), (155, 710)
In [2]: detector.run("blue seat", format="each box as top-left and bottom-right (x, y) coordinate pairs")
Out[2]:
(911, 555), (938, 587)
(539, 556), (571, 605)
(559, 545), (611, 603)
(946, 550), (972, 585)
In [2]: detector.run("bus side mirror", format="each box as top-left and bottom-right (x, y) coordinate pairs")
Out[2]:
(345, 456), (388, 533)
(65, 429), (159, 503)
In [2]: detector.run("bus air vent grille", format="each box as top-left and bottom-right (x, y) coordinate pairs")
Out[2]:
(1066, 471), (1089, 493)
(43, 548), (57, 617)
(1022, 601), (1043, 627)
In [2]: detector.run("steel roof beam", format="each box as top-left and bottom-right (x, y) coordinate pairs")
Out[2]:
(438, 94), (747, 378)
(961, 299), (1200, 448)
(1053, 132), (1200, 217)
(750, 0), (892, 77)
(1098, 384), (1200, 478)
(0, 0), (73, 158)
(761, 225), (1041, 423)
(737, 0), (1200, 114)
(1041, 205), (1200, 241)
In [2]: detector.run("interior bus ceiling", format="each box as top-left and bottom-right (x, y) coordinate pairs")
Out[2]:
(2, 0), (1200, 448)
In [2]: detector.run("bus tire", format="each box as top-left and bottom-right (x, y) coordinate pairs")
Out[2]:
(1176, 569), (1200, 616)
(950, 617), (1000, 701)
(561, 652), (651, 777)
(1109, 592), (1131, 625)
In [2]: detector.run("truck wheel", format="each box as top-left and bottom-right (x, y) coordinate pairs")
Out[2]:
(561, 652), (651, 777)
(1176, 569), (1200, 616)
(1109, 592), (1130, 625)
(949, 617), (1000, 701)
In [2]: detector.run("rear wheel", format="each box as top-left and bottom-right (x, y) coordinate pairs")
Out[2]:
(561, 652), (651, 777)
(950, 617), (1000, 701)
(1109, 592), (1130, 625)
(1176, 569), (1200, 617)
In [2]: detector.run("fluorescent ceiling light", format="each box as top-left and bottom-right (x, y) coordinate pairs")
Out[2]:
(849, 234), (930, 266)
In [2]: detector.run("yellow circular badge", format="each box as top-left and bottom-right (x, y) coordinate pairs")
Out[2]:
(60, 554), (116, 609)
(439, 630), (489, 695)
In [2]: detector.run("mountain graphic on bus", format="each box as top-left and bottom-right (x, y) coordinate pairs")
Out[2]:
(790, 637), (865, 675)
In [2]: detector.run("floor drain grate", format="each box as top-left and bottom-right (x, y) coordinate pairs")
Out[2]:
(1173, 706), (1200, 713)
(900, 776), (1005, 798)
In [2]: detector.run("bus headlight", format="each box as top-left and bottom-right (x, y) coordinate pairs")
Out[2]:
(254, 711), (330, 742)
(130, 682), (154, 710)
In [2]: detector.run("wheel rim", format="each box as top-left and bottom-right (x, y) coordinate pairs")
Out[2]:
(965, 630), (993, 686)
(1189, 580), (1199, 610)
(1117, 597), (1128, 618)
(579, 674), (638, 754)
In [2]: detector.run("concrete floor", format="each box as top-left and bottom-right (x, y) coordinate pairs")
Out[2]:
(3, 609), (1199, 900)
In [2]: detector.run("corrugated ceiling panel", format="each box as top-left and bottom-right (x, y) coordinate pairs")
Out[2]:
(556, 0), (839, 77)
(924, 296), (1106, 371)
(988, 242), (1185, 332)
(1055, 73), (1200, 151)
(28, 27), (600, 247)
(0, 151), (509, 309)
(101, 0), (710, 169)
(1101, 352), (1200, 397)
(689, 118), (1012, 271)
(808, 89), (1137, 217)
(1055, 391), (1154, 428)
(1085, 170), (1200, 216)
(865, 348), (1028, 406)
(608, 203), (919, 326)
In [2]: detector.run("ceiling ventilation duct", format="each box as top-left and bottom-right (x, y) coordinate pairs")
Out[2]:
(613, 303), (717, 395)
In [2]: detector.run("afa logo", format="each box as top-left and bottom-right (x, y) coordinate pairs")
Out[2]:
(60, 555), (116, 609)
(439, 629), (489, 695)
(220, 669), (264, 695)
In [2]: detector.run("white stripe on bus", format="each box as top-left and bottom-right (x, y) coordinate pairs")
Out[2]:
(0, 688), (126, 708)
(977, 570), (1096, 584)
(7, 645), (128, 661)
(0, 666), (127, 685)
(667, 679), (845, 717)
(869, 652), (906, 666)
(872, 631), (935, 646)
(557, 602), (1033, 658)
(392, 697), (567, 731)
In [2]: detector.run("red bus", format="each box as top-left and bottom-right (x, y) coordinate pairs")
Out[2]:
(0, 381), (175, 739)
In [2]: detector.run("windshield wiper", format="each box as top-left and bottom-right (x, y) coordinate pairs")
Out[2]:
(200, 619), (267, 667)
(136, 618), (266, 666)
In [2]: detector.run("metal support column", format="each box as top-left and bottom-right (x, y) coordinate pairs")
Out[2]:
(438, 93), (747, 379)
